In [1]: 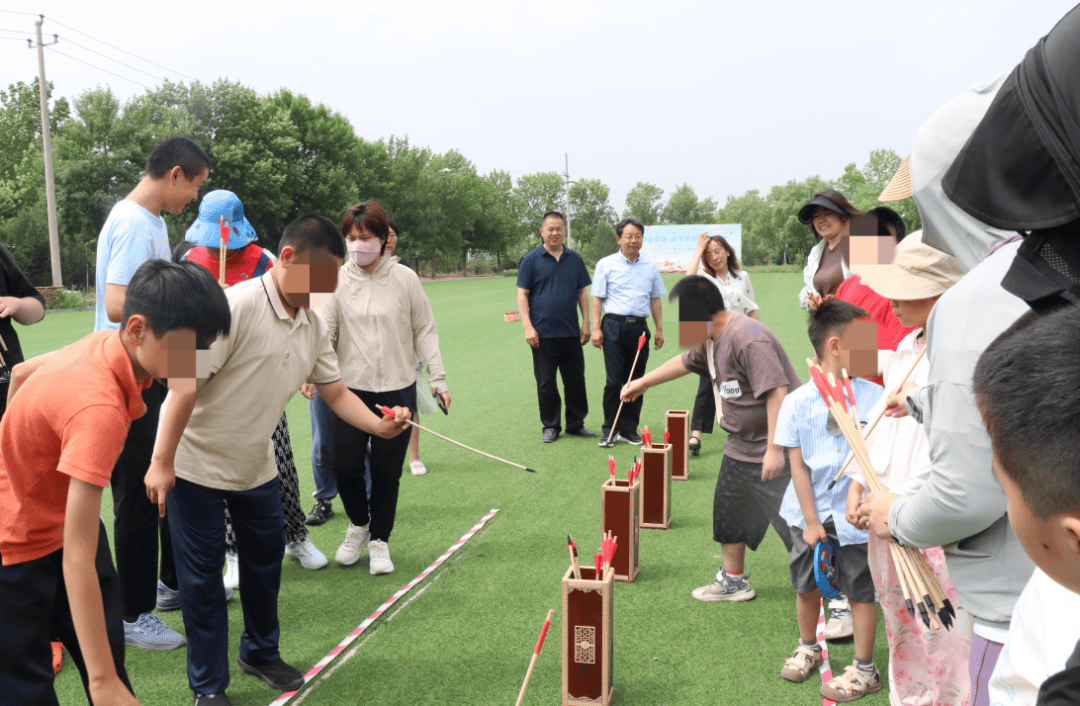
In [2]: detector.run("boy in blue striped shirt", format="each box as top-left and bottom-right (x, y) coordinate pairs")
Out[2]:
(774, 300), (883, 702)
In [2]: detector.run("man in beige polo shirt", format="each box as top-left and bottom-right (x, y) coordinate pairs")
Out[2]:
(144, 215), (410, 706)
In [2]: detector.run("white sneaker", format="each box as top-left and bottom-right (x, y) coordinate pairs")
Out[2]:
(409, 460), (427, 476)
(285, 537), (328, 570)
(335, 524), (370, 566)
(368, 539), (394, 575)
(223, 551), (240, 591)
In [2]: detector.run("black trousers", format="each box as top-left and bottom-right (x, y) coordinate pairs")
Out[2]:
(110, 382), (176, 619)
(530, 337), (588, 433)
(691, 372), (717, 434)
(600, 316), (650, 436)
(0, 520), (132, 705)
(330, 386), (416, 543)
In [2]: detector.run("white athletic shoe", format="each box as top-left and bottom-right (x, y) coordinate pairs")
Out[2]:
(409, 460), (428, 476)
(335, 524), (371, 566)
(368, 540), (394, 575)
(285, 537), (328, 570)
(223, 551), (240, 592)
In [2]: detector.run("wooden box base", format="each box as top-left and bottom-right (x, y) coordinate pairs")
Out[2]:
(562, 566), (615, 706)
(640, 443), (671, 529)
(601, 478), (641, 583)
(666, 410), (690, 481)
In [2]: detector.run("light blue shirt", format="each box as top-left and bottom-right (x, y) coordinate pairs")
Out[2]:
(591, 251), (666, 318)
(775, 377), (883, 546)
(94, 200), (170, 331)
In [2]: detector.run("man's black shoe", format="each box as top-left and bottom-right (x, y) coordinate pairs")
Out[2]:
(598, 430), (615, 448)
(194, 693), (232, 706)
(304, 499), (334, 526)
(237, 655), (305, 691)
(617, 430), (643, 445)
(541, 428), (559, 443)
(565, 427), (598, 439)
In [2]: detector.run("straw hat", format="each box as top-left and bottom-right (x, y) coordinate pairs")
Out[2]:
(878, 156), (911, 202)
(853, 231), (965, 300)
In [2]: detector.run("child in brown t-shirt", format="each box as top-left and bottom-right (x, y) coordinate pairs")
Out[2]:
(621, 275), (801, 602)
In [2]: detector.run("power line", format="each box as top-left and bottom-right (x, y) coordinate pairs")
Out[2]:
(45, 47), (151, 89)
(0, 9), (39, 16)
(0, 36), (28, 41)
(58, 36), (165, 81)
(44, 16), (197, 81)
(0, 28), (35, 34)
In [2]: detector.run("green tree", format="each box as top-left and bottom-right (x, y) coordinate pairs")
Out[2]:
(623, 182), (664, 225)
(717, 189), (768, 265)
(0, 79), (69, 217)
(473, 170), (516, 270)
(568, 177), (616, 249)
(661, 183), (717, 224)
(514, 171), (563, 234)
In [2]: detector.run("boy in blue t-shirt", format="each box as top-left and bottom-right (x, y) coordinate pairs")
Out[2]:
(774, 300), (883, 702)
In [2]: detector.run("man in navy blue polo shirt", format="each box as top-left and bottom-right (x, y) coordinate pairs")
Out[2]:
(591, 217), (666, 447)
(516, 212), (596, 443)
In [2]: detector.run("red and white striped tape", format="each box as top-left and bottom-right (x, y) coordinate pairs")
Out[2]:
(268, 508), (500, 706)
(817, 598), (836, 706)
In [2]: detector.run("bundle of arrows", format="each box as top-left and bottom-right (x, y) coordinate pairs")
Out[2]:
(806, 359), (956, 631)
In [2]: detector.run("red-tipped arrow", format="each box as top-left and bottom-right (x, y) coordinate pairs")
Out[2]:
(514, 609), (555, 706)
(379, 405), (535, 472)
(218, 215), (230, 285)
(567, 534), (581, 580)
(605, 331), (650, 445)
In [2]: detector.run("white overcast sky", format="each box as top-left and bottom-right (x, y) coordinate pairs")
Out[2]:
(1, 0), (1074, 211)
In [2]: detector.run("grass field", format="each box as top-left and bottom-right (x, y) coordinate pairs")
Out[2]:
(33, 272), (892, 706)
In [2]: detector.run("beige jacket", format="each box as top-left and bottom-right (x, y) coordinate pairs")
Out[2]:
(319, 255), (447, 394)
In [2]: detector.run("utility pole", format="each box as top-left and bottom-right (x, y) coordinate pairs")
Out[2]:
(30, 16), (62, 287)
(562, 153), (573, 248)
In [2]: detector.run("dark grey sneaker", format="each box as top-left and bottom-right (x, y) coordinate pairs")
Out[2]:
(541, 428), (559, 443)
(617, 430), (643, 445)
(598, 431), (615, 448)
(237, 655), (305, 691)
(194, 693), (232, 706)
(565, 427), (597, 438)
(304, 498), (334, 526)
(691, 570), (755, 602)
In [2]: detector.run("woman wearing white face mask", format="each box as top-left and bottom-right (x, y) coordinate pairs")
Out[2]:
(318, 200), (450, 575)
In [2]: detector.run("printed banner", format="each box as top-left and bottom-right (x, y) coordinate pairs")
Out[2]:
(639, 224), (742, 273)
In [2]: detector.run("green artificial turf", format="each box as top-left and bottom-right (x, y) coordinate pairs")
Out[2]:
(33, 274), (891, 706)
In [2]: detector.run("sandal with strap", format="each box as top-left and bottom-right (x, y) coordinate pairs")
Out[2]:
(820, 663), (883, 702)
(780, 644), (823, 683)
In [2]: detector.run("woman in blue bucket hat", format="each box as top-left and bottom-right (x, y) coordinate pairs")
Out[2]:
(184, 190), (269, 284)
(175, 190), (329, 599)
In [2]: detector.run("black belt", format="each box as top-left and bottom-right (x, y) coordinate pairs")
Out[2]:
(604, 314), (648, 325)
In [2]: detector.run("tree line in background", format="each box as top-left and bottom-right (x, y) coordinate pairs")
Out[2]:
(0, 77), (919, 287)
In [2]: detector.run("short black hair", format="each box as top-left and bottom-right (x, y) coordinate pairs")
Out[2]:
(387, 218), (400, 236)
(171, 240), (195, 264)
(616, 217), (645, 237)
(145, 137), (211, 181)
(542, 211), (565, 225)
(669, 274), (725, 318)
(869, 206), (907, 242)
(808, 299), (869, 358)
(122, 260), (230, 346)
(279, 215), (346, 261)
(974, 307), (1080, 518)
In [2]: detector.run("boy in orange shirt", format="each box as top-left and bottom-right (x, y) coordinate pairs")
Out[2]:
(0, 260), (230, 705)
